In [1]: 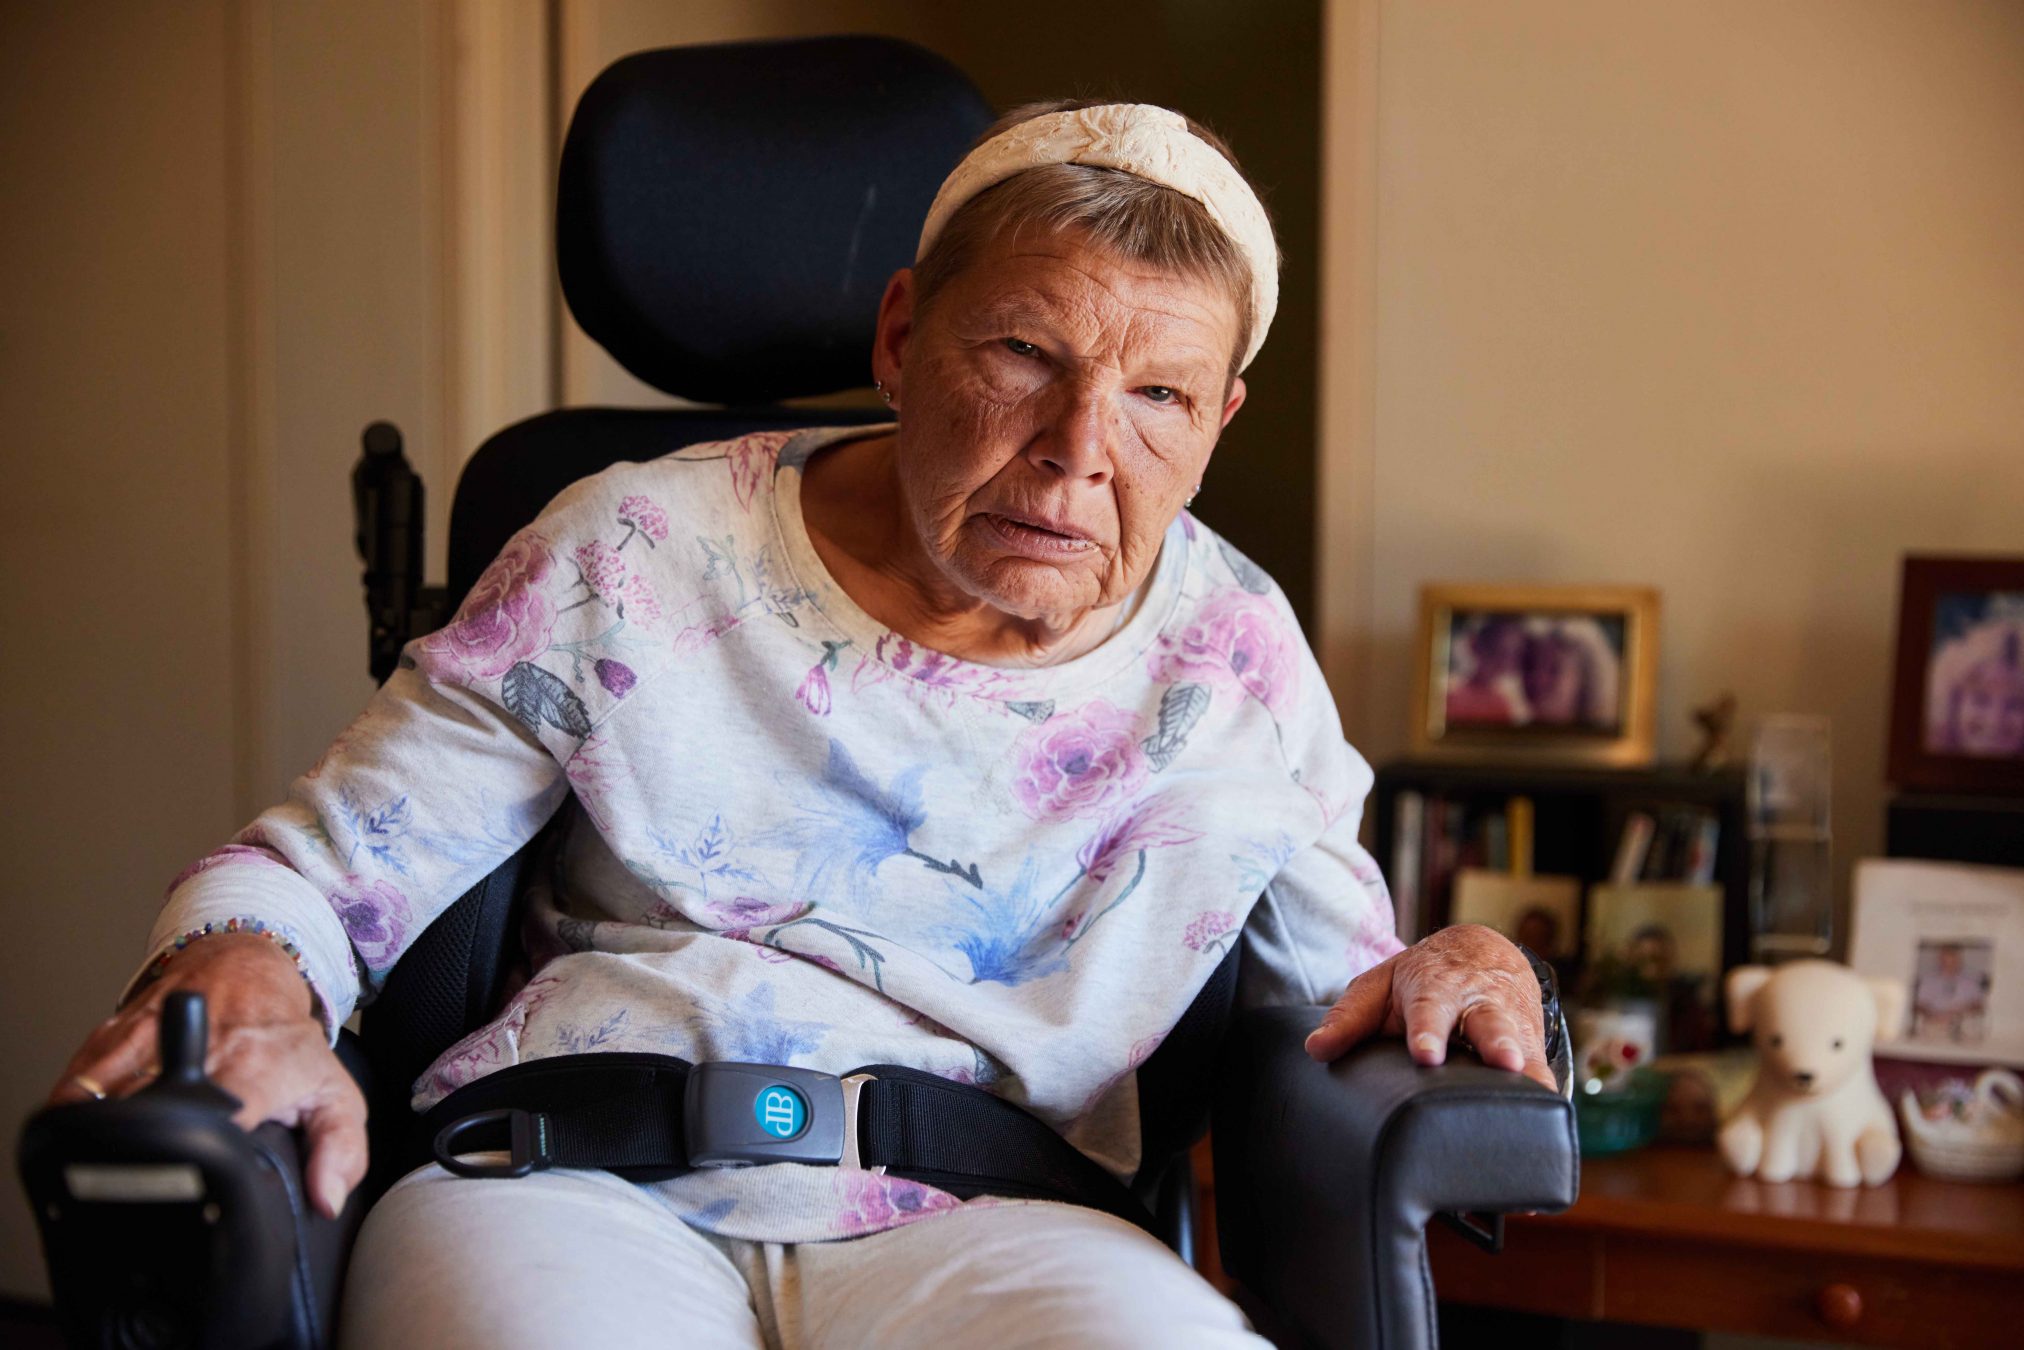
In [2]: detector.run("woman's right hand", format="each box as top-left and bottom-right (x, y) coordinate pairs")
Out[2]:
(47, 932), (368, 1218)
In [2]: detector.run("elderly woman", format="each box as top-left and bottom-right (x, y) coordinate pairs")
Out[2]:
(54, 101), (1550, 1347)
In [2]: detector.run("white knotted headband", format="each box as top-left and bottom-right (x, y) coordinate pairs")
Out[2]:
(915, 104), (1280, 371)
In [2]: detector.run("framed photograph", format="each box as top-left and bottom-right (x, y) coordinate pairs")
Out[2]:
(1586, 883), (1725, 985)
(1850, 858), (2024, 1068)
(1449, 869), (1583, 960)
(1410, 583), (1659, 766)
(1888, 556), (2024, 794)
(1585, 882), (1725, 1052)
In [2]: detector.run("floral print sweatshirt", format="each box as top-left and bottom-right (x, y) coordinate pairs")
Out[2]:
(141, 426), (1404, 1242)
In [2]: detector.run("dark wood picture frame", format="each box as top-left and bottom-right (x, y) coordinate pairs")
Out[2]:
(1887, 554), (2024, 795)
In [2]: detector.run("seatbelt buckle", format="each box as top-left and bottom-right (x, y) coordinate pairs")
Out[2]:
(684, 1064), (880, 1170)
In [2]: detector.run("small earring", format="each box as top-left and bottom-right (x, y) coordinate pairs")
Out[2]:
(874, 379), (895, 409)
(1184, 483), (1201, 508)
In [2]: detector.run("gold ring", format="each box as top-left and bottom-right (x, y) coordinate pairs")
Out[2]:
(1455, 1007), (1477, 1047)
(71, 1074), (108, 1101)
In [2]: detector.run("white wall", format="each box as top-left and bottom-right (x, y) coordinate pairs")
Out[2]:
(1321, 0), (2024, 927)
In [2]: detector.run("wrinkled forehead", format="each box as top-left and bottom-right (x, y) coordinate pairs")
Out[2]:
(931, 229), (1243, 373)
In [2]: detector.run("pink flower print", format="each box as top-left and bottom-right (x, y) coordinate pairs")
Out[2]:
(1075, 1031), (1167, 1115)
(594, 658), (636, 697)
(704, 896), (811, 936)
(423, 974), (561, 1101)
(565, 734), (619, 829)
(1183, 909), (1239, 953)
(573, 539), (626, 601)
(1075, 793), (1204, 883)
(306, 711), (372, 780)
(835, 1170), (961, 1236)
(618, 572), (660, 623)
(852, 633), (1031, 705)
(1302, 781), (1346, 828)
(726, 434), (783, 512)
(165, 843), (290, 898)
(1345, 901), (1406, 973)
(615, 494), (668, 549)
(796, 662), (832, 716)
(1011, 700), (1148, 822)
(1061, 910), (1087, 941)
(1148, 587), (1298, 714)
(327, 875), (412, 972)
(415, 532), (559, 681)
(669, 599), (742, 659)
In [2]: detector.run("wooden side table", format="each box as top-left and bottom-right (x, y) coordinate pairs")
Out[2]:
(1429, 1145), (2024, 1347)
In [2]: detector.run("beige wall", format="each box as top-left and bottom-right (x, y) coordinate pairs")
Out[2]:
(1321, 0), (2024, 927)
(1, 0), (244, 1299)
(0, 0), (460, 1299)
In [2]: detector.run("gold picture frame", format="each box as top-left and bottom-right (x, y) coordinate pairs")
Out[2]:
(1410, 583), (1660, 766)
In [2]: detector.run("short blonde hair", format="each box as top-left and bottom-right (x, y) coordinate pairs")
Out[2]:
(912, 100), (1273, 381)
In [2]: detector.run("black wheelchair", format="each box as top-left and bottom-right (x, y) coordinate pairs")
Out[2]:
(19, 37), (1577, 1350)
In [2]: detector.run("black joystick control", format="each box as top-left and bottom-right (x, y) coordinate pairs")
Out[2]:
(159, 989), (208, 1082)
(18, 991), (347, 1348)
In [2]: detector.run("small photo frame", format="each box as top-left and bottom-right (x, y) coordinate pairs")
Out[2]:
(1449, 869), (1582, 960)
(1585, 883), (1725, 1053)
(1850, 858), (2024, 1068)
(1911, 939), (1993, 1046)
(1586, 883), (1725, 984)
(1887, 555), (2024, 794)
(1411, 583), (1659, 766)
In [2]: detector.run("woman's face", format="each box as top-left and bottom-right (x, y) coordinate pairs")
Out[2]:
(872, 228), (1247, 624)
(1523, 633), (1586, 724)
(1952, 663), (2024, 756)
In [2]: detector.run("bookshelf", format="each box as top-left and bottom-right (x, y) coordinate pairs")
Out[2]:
(1371, 759), (1751, 1009)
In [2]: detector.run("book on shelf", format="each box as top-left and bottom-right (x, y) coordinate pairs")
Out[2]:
(1384, 784), (1728, 944)
(1391, 790), (1424, 946)
(1620, 804), (1722, 886)
(1610, 811), (1656, 884)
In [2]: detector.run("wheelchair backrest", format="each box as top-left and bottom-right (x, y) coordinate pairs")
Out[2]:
(363, 33), (1003, 1160)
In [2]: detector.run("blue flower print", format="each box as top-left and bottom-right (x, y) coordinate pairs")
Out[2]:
(1230, 831), (1299, 897)
(701, 984), (830, 1063)
(336, 784), (414, 876)
(692, 1197), (739, 1225)
(782, 740), (981, 901)
(645, 814), (764, 900)
(414, 783), (568, 868)
(946, 854), (1071, 987)
(554, 1008), (629, 1053)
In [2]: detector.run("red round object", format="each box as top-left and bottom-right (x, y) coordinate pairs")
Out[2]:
(1815, 1283), (1863, 1330)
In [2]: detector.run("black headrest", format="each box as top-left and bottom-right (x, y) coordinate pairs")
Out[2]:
(557, 36), (994, 405)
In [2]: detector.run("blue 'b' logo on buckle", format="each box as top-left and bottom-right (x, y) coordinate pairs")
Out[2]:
(755, 1085), (807, 1140)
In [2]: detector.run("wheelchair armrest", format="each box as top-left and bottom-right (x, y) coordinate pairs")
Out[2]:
(1211, 1006), (1579, 1350)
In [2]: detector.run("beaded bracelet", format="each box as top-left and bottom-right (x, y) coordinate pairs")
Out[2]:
(133, 917), (319, 1007)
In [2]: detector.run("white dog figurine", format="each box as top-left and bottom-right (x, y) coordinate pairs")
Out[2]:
(1718, 960), (1906, 1188)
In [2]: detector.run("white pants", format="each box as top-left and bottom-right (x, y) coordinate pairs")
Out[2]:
(339, 1164), (1268, 1348)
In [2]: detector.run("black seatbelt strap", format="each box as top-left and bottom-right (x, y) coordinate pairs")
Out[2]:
(415, 1053), (1155, 1233)
(848, 1063), (1145, 1224)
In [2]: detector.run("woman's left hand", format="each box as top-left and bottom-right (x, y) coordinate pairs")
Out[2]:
(1303, 923), (1556, 1091)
